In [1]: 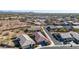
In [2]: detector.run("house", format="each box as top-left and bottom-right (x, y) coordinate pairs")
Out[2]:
(34, 32), (51, 46)
(13, 34), (35, 49)
(70, 32), (79, 44)
(46, 25), (56, 31)
(63, 22), (73, 31)
(73, 26), (79, 29)
(28, 26), (41, 31)
(60, 33), (72, 39)
(49, 25), (56, 29)
(41, 27), (62, 45)
(60, 32), (73, 44)
(34, 22), (41, 26)
(46, 25), (63, 32)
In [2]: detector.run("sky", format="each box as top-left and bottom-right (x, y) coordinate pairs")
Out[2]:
(0, 0), (79, 13)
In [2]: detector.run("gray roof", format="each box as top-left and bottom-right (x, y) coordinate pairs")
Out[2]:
(60, 33), (72, 39)
(70, 32), (79, 40)
(17, 34), (35, 47)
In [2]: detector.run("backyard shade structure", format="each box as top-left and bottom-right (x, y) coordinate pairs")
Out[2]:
(34, 32), (51, 46)
(13, 34), (35, 49)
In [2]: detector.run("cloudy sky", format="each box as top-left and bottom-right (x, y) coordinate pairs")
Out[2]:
(0, 0), (79, 13)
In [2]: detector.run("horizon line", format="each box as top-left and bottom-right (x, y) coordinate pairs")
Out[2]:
(0, 10), (79, 13)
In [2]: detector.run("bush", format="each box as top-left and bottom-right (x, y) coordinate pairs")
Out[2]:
(73, 28), (79, 32)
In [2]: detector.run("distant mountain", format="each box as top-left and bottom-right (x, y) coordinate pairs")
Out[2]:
(0, 10), (79, 17)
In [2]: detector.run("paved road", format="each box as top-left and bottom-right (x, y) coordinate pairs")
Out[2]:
(40, 46), (79, 49)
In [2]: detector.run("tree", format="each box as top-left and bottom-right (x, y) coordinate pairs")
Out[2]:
(24, 29), (28, 33)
